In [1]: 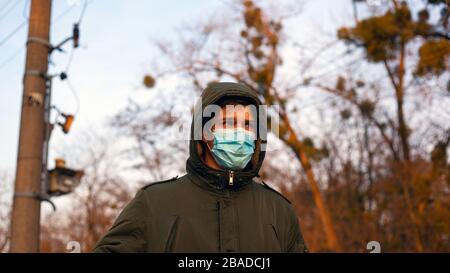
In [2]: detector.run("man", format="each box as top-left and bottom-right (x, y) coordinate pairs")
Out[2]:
(93, 82), (308, 253)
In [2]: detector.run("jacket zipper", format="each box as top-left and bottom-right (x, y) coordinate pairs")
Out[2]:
(216, 201), (222, 252)
(228, 170), (234, 186)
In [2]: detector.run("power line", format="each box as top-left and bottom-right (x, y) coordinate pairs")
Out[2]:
(66, 78), (80, 115)
(0, 0), (28, 50)
(77, 0), (90, 24)
(51, 3), (76, 25)
(51, 0), (92, 25)
(61, 0), (92, 115)
(0, 47), (25, 70)
(23, 0), (29, 19)
(0, 0), (91, 54)
(0, 0), (91, 115)
(0, 0), (14, 14)
(0, 0), (24, 22)
(63, 0), (90, 73)
(65, 47), (75, 72)
(0, 1), (28, 70)
(43, 2), (76, 72)
(0, 20), (27, 47)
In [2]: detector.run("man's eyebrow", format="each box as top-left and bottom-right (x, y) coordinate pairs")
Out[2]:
(223, 117), (252, 121)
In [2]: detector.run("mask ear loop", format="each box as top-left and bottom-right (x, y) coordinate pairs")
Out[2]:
(203, 126), (216, 152)
(201, 135), (215, 162)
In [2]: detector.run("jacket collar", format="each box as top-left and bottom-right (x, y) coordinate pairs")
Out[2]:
(186, 154), (254, 193)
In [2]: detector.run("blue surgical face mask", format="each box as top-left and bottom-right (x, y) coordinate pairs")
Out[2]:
(207, 128), (256, 170)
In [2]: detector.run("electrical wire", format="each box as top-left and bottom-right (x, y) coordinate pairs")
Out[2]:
(65, 78), (80, 115)
(77, 0), (90, 24)
(63, 0), (91, 73)
(0, 0), (77, 69)
(0, 0), (78, 49)
(0, 0), (28, 49)
(0, 0), (91, 117)
(51, 4), (76, 25)
(0, 0), (24, 22)
(61, 0), (92, 115)
(0, 20), (27, 47)
(0, 1), (14, 13)
(22, 0), (29, 19)
(64, 48), (75, 72)
(0, 47), (25, 70)
(0, 1), (27, 70)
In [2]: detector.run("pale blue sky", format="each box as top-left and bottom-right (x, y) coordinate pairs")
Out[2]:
(0, 0), (351, 172)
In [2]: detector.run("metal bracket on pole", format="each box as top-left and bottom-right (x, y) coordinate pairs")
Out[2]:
(14, 191), (56, 211)
(51, 37), (72, 53)
(24, 69), (49, 80)
(22, 70), (51, 107)
(24, 70), (64, 81)
(27, 36), (52, 51)
(27, 35), (76, 54)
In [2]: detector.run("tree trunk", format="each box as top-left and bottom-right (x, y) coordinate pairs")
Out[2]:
(277, 112), (343, 252)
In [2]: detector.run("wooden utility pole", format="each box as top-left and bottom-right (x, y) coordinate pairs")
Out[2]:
(10, 0), (52, 252)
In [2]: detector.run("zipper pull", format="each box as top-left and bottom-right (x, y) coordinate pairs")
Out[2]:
(228, 170), (234, 186)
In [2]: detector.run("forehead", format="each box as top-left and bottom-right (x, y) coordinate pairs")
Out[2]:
(218, 104), (256, 120)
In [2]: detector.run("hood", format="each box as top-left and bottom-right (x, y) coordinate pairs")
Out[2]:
(186, 82), (266, 191)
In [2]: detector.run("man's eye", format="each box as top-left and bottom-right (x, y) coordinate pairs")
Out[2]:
(223, 119), (235, 127)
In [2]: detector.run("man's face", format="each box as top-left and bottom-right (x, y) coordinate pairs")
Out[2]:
(203, 103), (257, 149)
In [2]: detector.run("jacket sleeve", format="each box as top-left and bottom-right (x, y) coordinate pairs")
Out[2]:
(286, 205), (309, 253)
(92, 189), (147, 253)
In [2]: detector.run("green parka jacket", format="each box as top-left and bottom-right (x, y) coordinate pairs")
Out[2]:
(93, 82), (308, 253)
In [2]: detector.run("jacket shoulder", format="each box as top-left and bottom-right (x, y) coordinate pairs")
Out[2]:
(257, 179), (292, 205)
(140, 175), (180, 191)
